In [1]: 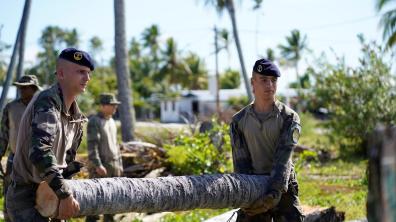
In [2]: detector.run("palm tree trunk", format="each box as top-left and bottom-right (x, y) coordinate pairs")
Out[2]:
(214, 26), (220, 114)
(114, 0), (135, 141)
(36, 174), (269, 217)
(0, 33), (19, 113)
(0, 0), (32, 112)
(226, 1), (253, 102)
(16, 0), (31, 82)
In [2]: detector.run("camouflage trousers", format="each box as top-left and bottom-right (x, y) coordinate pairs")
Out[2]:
(236, 177), (304, 222)
(85, 161), (123, 222)
(3, 153), (14, 222)
(6, 180), (48, 222)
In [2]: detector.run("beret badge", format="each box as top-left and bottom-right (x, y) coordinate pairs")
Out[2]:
(257, 64), (263, 72)
(74, 52), (83, 61)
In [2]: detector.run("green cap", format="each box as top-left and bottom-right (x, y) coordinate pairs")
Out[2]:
(99, 93), (121, 105)
(13, 75), (41, 90)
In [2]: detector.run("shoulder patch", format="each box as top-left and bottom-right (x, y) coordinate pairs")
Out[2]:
(290, 123), (301, 144)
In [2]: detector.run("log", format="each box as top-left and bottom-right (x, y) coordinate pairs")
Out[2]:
(36, 174), (269, 217)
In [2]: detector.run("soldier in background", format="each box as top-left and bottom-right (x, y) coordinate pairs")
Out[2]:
(7, 48), (94, 221)
(86, 93), (123, 222)
(0, 75), (41, 221)
(230, 58), (304, 222)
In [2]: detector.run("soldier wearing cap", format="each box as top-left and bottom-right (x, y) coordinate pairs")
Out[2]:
(86, 93), (122, 222)
(0, 75), (41, 221)
(230, 58), (304, 222)
(7, 48), (94, 221)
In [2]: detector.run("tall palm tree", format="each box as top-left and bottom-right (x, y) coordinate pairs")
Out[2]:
(0, 0), (31, 112)
(15, 0), (32, 81)
(204, 0), (263, 102)
(376, 0), (396, 49)
(114, 0), (135, 141)
(142, 25), (160, 61)
(278, 29), (309, 83)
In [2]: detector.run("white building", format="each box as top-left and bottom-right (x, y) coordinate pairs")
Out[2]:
(160, 75), (245, 123)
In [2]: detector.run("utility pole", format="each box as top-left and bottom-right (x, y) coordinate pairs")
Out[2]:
(214, 26), (220, 114)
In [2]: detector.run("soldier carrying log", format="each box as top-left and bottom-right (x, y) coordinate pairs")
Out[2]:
(6, 48), (94, 222)
(230, 58), (304, 222)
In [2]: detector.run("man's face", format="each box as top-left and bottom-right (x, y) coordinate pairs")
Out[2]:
(57, 60), (91, 94)
(251, 73), (277, 102)
(101, 104), (118, 116)
(19, 86), (37, 101)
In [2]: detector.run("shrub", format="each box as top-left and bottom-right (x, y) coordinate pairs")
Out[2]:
(164, 119), (233, 175)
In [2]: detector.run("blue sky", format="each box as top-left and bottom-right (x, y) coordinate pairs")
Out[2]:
(0, 0), (382, 92)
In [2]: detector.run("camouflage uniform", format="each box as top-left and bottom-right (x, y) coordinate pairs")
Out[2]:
(0, 75), (41, 222)
(86, 94), (122, 222)
(0, 99), (27, 221)
(230, 101), (304, 222)
(7, 83), (86, 222)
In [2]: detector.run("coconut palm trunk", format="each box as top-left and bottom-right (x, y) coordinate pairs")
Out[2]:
(114, 0), (135, 141)
(226, 1), (253, 101)
(36, 174), (269, 217)
(0, 0), (31, 112)
(16, 0), (31, 81)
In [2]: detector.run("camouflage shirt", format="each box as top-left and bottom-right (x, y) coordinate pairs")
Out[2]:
(87, 113), (122, 172)
(230, 100), (301, 193)
(0, 99), (27, 156)
(11, 84), (86, 199)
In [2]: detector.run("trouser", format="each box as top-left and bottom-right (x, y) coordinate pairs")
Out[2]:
(3, 153), (14, 222)
(236, 175), (305, 222)
(85, 162), (122, 222)
(6, 180), (49, 222)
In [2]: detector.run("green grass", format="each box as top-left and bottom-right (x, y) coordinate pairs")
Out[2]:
(297, 159), (368, 220)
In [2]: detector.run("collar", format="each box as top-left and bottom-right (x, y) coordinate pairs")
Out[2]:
(50, 83), (87, 123)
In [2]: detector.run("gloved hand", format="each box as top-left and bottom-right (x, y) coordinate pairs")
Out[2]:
(62, 161), (84, 179)
(243, 189), (282, 216)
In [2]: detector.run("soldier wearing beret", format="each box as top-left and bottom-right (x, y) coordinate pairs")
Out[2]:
(0, 75), (41, 222)
(230, 59), (304, 222)
(7, 48), (94, 221)
(86, 93), (123, 222)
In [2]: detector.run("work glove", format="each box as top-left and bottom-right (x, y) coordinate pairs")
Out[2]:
(62, 161), (84, 179)
(243, 189), (282, 216)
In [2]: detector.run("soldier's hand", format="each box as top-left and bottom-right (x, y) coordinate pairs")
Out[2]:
(96, 166), (107, 176)
(57, 195), (80, 219)
(243, 190), (281, 216)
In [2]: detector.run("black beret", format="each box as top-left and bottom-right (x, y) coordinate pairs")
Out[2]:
(58, 48), (95, 71)
(252, 58), (280, 77)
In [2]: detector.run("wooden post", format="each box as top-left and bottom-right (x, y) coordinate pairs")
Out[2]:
(367, 125), (396, 222)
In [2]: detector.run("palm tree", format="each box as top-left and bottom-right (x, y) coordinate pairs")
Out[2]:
(204, 0), (263, 102)
(36, 174), (269, 216)
(142, 25), (160, 62)
(278, 29), (309, 83)
(15, 0), (32, 81)
(183, 53), (208, 90)
(114, 0), (135, 141)
(376, 0), (396, 49)
(0, 0), (31, 112)
(89, 36), (104, 65)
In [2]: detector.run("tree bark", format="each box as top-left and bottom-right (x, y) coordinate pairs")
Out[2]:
(36, 174), (269, 217)
(16, 0), (32, 82)
(226, 1), (253, 102)
(114, 0), (135, 141)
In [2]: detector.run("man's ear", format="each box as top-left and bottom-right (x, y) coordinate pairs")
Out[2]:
(56, 69), (64, 80)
